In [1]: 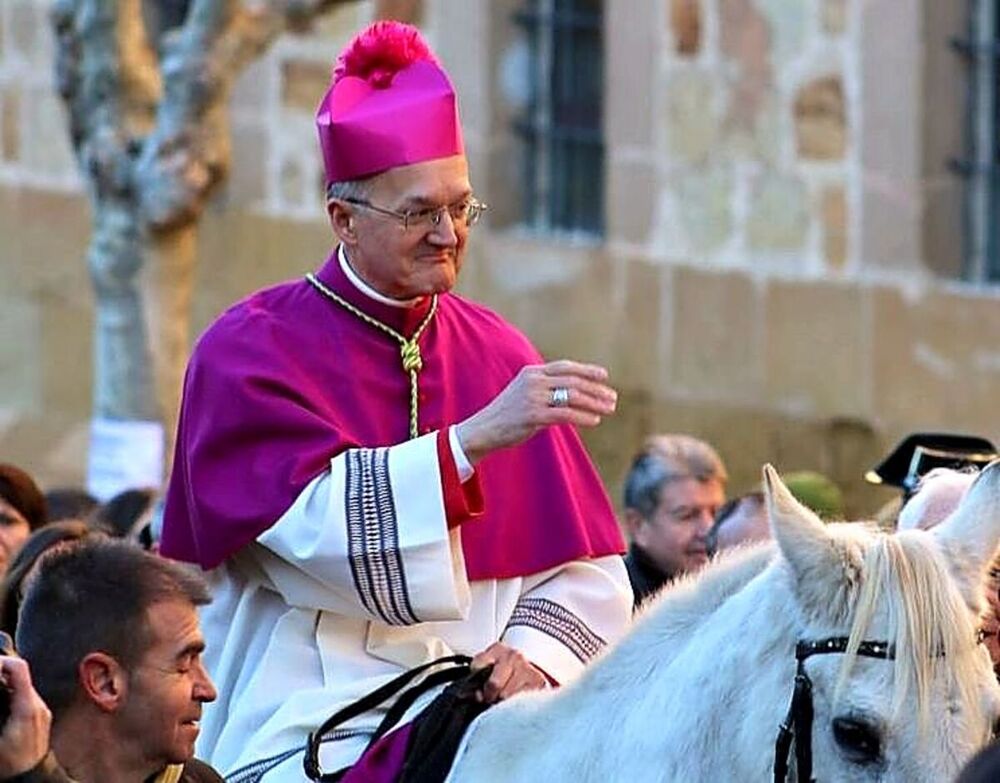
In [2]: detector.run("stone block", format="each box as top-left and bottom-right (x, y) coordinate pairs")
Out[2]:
(224, 122), (268, 206)
(40, 288), (92, 416)
(821, 185), (847, 270)
(0, 188), (90, 291)
(230, 57), (271, 114)
(281, 58), (331, 115)
(20, 87), (76, 179)
(312, 3), (373, 43)
(757, 0), (807, 66)
(794, 75), (846, 160)
(606, 0), (657, 147)
(823, 0), (847, 34)
(279, 155), (306, 207)
(664, 69), (719, 164)
(477, 236), (616, 365)
(606, 157), (658, 245)
(0, 295), (42, 414)
(195, 208), (332, 332)
(871, 287), (1000, 434)
(374, 0), (424, 23)
(721, 0), (773, 136)
(746, 172), (809, 252)
(614, 258), (665, 391)
(763, 281), (870, 417)
(1, 85), (19, 162)
(670, 0), (701, 57)
(723, 89), (781, 165)
(674, 166), (733, 255)
(671, 267), (761, 401)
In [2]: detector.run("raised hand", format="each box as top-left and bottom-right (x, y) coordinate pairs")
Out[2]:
(455, 360), (617, 466)
(0, 656), (51, 778)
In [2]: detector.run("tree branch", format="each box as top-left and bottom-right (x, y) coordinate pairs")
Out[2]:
(137, 0), (355, 231)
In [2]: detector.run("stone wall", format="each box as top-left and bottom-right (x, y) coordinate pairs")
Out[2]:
(1, 0), (998, 518)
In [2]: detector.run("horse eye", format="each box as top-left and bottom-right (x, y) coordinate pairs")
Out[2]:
(832, 717), (882, 764)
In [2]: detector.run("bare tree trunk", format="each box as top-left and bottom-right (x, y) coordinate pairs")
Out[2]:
(52, 0), (358, 492)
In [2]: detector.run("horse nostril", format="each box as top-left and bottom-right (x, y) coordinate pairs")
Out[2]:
(832, 716), (882, 765)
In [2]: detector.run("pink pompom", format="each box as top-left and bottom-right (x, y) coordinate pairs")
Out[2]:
(334, 21), (438, 88)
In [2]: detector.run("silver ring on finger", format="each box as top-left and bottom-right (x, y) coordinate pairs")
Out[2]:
(549, 386), (570, 408)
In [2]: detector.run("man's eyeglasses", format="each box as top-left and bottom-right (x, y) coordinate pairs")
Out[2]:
(340, 196), (487, 231)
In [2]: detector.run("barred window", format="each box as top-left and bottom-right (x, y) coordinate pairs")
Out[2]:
(952, 1), (1000, 283)
(514, 0), (604, 237)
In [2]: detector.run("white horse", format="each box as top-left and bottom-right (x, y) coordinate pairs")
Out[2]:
(448, 463), (1000, 782)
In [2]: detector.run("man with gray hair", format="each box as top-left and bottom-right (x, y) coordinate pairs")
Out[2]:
(622, 435), (728, 608)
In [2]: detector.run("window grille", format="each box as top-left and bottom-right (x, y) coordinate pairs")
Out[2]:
(951, 1), (1000, 283)
(513, 0), (604, 236)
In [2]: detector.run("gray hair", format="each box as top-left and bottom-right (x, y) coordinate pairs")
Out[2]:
(326, 176), (374, 204)
(623, 434), (728, 519)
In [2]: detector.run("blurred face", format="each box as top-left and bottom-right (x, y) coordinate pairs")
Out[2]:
(0, 499), (30, 575)
(714, 498), (770, 551)
(634, 477), (726, 577)
(337, 155), (473, 299)
(117, 599), (217, 767)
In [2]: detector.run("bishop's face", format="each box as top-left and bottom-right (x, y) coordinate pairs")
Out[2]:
(338, 155), (473, 301)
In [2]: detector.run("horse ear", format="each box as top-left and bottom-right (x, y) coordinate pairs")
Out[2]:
(931, 460), (1000, 605)
(764, 464), (860, 622)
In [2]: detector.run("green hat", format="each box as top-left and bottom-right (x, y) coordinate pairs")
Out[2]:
(783, 471), (844, 520)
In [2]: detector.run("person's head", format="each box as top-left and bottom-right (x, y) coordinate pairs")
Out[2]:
(16, 539), (216, 769)
(710, 491), (768, 552)
(43, 487), (99, 524)
(317, 22), (484, 300)
(0, 464), (48, 576)
(897, 467), (977, 532)
(623, 435), (728, 577)
(0, 520), (96, 638)
(91, 486), (158, 540)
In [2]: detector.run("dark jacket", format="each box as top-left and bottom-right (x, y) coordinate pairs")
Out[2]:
(623, 544), (676, 610)
(6, 754), (223, 783)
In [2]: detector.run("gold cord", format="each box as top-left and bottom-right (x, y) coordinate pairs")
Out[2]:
(306, 273), (437, 439)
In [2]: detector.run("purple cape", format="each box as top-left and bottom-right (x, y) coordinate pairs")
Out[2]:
(161, 252), (624, 579)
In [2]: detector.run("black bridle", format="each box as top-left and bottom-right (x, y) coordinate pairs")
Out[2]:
(774, 631), (990, 782)
(773, 637), (894, 783)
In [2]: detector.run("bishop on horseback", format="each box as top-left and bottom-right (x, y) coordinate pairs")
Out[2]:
(159, 20), (633, 782)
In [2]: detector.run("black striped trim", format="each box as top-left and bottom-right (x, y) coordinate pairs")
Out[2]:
(225, 729), (371, 783)
(345, 447), (418, 626)
(506, 597), (606, 663)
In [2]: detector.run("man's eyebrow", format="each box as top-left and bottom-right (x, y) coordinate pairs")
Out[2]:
(177, 640), (206, 659)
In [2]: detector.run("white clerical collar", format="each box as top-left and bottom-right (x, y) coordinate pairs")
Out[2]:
(338, 245), (422, 309)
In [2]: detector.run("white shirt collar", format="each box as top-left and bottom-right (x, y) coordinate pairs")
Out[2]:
(338, 245), (422, 309)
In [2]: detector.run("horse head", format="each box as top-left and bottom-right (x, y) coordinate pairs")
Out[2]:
(766, 461), (1000, 782)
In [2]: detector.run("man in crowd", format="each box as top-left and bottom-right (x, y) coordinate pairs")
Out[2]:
(622, 434), (727, 608)
(8, 539), (222, 782)
(160, 20), (632, 780)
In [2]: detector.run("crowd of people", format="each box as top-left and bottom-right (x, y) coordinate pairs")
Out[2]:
(2, 19), (1000, 783)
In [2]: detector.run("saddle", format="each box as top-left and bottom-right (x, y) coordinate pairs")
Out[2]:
(304, 655), (494, 783)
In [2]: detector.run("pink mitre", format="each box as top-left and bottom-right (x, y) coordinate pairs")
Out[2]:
(316, 21), (465, 186)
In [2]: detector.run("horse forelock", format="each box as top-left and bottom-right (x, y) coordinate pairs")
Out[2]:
(835, 528), (985, 731)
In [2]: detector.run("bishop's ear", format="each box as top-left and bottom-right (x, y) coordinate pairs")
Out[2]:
(328, 200), (359, 245)
(764, 464), (862, 623)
